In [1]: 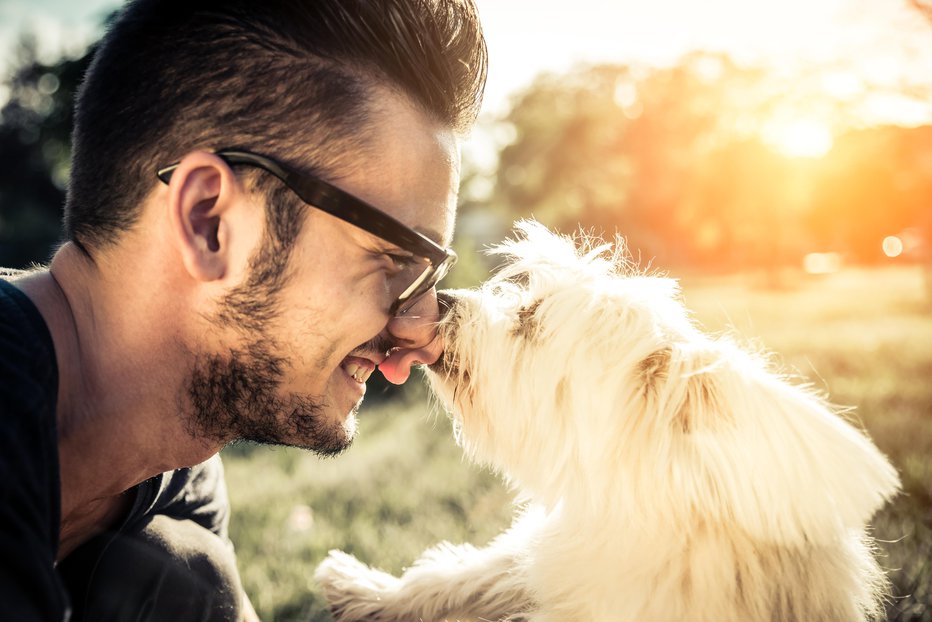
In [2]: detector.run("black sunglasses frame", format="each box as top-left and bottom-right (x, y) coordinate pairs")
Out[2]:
(157, 149), (457, 315)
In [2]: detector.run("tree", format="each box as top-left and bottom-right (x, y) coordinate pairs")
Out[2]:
(910, 0), (932, 21)
(487, 51), (932, 275)
(0, 36), (95, 268)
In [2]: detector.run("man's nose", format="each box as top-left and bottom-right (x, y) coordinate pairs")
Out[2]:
(377, 291), (444, 385)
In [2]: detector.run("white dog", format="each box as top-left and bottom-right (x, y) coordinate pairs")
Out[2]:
(316, 221), (900, 622)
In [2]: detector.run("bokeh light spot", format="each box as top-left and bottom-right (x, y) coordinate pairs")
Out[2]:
(803, 252), (842, 274)
(882, 236), (904, 258)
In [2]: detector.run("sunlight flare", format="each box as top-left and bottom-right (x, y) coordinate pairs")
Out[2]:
(763, 118), (834, 159)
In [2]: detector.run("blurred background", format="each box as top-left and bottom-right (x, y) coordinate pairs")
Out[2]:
(2, 0), (930, 619)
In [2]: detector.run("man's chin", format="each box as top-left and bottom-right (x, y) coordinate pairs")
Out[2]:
(307, 404), (359, 457)
(240, 402), (359, 457)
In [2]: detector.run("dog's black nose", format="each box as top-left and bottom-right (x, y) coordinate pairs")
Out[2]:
(428, 290), (460, 375)
(436, 290), (458, 320)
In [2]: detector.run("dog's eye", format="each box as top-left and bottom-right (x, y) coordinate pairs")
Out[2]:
(517, 300), (540, 323)
(512, 299), (542, 340)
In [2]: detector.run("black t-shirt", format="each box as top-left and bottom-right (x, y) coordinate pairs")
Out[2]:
(0, 277), (233, 620)
(0, 278), (69, 620)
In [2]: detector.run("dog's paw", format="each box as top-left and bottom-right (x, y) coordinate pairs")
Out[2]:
(314, 550), (403, 621)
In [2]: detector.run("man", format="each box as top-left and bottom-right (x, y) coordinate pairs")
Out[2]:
(0, 0), (487, 619)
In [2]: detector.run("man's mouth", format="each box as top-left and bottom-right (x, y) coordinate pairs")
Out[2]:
(341, 356), (378, 384)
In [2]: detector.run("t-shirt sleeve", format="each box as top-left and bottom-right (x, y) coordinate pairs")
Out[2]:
(172, 454), (232, 543)
(132, 454), (233, 549)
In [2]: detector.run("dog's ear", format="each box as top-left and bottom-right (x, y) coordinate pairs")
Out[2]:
(487, 220), (624, 293)
(641, 341), (900, 545)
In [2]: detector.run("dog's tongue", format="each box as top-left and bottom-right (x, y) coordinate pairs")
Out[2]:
(378, 347), (431, 385)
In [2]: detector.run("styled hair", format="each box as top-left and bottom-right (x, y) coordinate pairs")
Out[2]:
(65, 0), (488, 254)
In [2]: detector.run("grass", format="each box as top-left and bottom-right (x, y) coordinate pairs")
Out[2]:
(223, 265), (932, 621)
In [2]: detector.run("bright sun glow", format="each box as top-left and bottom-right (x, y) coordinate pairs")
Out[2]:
(763, 118), (835, 159)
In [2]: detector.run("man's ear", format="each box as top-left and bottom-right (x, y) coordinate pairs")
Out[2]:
(164, 151), (244, 282)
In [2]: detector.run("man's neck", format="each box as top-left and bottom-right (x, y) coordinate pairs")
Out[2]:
(13, 243), (221, 534)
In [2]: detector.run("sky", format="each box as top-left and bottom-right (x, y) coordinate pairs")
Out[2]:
(2, 0), (932, 123)
(0, 0), (115, 61)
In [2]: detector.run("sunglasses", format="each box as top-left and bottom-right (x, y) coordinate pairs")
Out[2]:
(157, 149), (457, 316)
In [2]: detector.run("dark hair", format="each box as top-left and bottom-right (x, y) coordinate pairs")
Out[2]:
(65, 0), (487, 254)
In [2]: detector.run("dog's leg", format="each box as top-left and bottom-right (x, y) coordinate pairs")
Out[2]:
(316, 532), (536, 622)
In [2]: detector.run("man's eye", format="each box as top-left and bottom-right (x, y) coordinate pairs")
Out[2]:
(384, 252), (419, 270)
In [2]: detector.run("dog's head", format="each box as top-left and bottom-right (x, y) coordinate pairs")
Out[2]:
(426, 221), (898, 544)
(426, 220), (698, 506)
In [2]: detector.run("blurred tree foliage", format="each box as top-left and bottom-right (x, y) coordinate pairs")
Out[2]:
(0, 36), (94, 268)
(911, 0), (932, 21)
(490, 53), (932, 272)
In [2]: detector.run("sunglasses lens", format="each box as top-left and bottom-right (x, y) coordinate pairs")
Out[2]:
(390, 252), (457, 317)
(392, 267), (436, 316)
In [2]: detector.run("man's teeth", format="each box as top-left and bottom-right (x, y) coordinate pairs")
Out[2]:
(344, 362), (373, 383)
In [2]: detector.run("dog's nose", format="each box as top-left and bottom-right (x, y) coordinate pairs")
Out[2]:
(425, 290), (461, 375)
(436, 290), (458, 320)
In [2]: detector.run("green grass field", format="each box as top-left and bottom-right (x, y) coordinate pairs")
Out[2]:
(223, 265), (932, 621)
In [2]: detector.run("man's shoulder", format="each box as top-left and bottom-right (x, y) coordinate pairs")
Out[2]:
(0, 270), (44, 328)
(0, 273), (63, 611)
(0, 268), (60, 469)
(0, 275), (58, 400)
(128, 454), (233, 544)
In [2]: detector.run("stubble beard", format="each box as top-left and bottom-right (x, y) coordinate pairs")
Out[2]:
(185, 336), (358, 457)
(185, 276), (360, 456)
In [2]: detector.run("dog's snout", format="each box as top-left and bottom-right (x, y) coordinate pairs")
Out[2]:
(436, 290), (459, 320)
(428, 290), (462, 376)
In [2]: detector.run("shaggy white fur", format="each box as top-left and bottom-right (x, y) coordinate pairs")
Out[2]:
(315, 221), (900, 622)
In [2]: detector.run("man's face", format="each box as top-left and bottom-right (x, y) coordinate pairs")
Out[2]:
(189, 90), (460, 454)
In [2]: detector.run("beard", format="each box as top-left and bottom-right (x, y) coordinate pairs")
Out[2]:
(185, 334), (359, 456)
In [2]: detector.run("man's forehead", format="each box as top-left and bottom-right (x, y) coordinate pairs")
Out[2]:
(336, 87), (461, 248)
(404, 147), (459, 249)
(395, 156), (459, 250)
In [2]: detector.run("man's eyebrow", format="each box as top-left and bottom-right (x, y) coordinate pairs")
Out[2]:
(415, 227), (449, 247)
